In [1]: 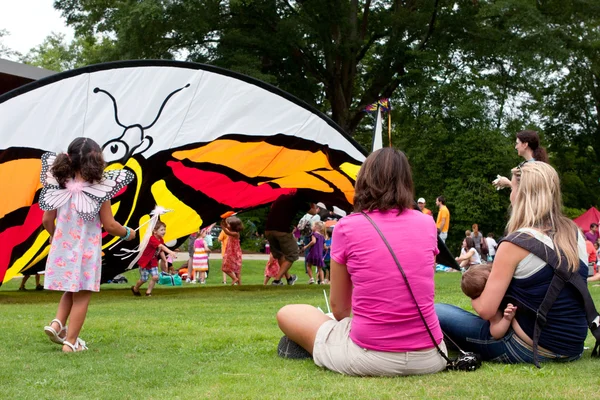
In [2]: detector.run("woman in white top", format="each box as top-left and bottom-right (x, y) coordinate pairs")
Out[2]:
(456, 237), (481, 269)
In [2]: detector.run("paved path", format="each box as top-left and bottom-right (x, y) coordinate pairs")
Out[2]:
(175, 252), (304, 262)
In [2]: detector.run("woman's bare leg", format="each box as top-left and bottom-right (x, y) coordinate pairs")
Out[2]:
(276, 304), (332, 353)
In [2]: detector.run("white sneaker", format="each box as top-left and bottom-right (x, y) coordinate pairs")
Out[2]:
(186, 278), (191, 283)
(191, 280), (197, 284)
(308, 278), (315, 284)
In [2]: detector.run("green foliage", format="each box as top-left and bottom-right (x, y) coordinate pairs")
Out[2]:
(0, 29), (21, 59)
(15, 0), (600, 244)
(563, 207), (588, 220)
(2, 266), (600, 398)
(20, 33), (118, 72)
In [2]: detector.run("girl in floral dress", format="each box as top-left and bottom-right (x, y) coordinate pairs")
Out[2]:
(221, 216), (243, 285)
(263, 253), (281, 285)
(40, 138), (136, 352)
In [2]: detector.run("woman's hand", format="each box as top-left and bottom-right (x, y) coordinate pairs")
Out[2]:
(492, 175), (511, 190)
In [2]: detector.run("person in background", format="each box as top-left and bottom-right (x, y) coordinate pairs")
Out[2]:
(132, 221), (177, 297)
(302, 221), (327, 284)
(435, 196), (450, 243)
(19, 270), (43, 291)
(485, 233), (498, 262)
(221, 217), (244, 285)
(218, 224), (229, 284)
(455, 237), (481, 271)
(493, 130), (548, 189)
(266, 193), (317, 286)
(417, 198), (432, 216)
(263, 253), (281, 285)
(585, 223), (599, 244)
(323, 227), (333, 284)
(470, 224), (485, 255)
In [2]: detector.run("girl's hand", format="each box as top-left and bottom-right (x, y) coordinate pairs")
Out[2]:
(171, 252), (177, 259)
(125, 230), (136, 241)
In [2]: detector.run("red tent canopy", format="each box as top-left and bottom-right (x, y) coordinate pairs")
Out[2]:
(573, 207), (600, 232)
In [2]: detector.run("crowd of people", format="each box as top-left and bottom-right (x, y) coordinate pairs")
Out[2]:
(27, 130), (600, 379)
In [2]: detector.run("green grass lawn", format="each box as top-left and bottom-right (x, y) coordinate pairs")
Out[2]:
(2, 260), (600, 399)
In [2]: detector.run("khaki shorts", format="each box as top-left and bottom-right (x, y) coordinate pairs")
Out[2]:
(312, 317), (447, 376)
(265, 231), (299, 263)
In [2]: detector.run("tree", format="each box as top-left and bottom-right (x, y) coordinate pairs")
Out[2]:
(0, 29), (21, 60)
(21, 33), (118, 72)
(55, 0), (494, 134)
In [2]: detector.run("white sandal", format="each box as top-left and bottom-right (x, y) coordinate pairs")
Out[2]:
(62, 338), (88, 352)
(44, 319), (67, 345)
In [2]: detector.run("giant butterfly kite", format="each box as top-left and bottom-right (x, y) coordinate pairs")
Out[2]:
(0, 60), (460, 286)
(0, 60), (367, 285)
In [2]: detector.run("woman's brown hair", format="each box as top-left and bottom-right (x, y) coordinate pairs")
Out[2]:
(353, 148), (414, 214)
(516, 130), (548, 163)
(51, 137), (106, 187)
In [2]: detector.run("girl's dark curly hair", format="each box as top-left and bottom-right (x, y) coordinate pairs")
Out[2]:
(51, 137), (106, 187)
(226, 216), (244, 232)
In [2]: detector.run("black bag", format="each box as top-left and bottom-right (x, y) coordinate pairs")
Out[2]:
(361, 212), (481, 372)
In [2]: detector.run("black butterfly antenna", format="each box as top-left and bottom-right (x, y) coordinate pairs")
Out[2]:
(93, 83), (191, 130)
(144, 83), (191, 130)
(93, 87), (127, 129)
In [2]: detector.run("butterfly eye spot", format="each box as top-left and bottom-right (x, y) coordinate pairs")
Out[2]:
(110, 144), (119, 154)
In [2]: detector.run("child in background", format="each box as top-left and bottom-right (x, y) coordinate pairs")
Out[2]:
(132, 221), (177, 297)
(461, 264), (517, 339)
(204, 228), (213, 278)
(191, 229), (210, 284)
(159, 251), (175, 275)
(302, 221), (326, 284)
(218, 225), (229, 284)
(263, 253), (281, 285)
(19, 270), (43, 291)
(322, 227), (333, 284)
(185, 232), (197, 281)
(221, 217), (243, 285)
(40, 137), (136, 352)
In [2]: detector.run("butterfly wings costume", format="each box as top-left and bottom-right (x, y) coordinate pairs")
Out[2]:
(39, 152), (133, 292)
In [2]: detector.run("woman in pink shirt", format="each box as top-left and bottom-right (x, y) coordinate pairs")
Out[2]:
(276, 148), (447, 376)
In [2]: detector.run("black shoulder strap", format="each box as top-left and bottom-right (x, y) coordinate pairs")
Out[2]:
(500, 231), (600, 366)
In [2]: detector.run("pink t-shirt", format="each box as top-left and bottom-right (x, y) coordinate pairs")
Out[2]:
(331, 209), (442, 352)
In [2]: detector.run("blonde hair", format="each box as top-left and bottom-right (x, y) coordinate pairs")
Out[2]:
(507, 162), (580, 271)
(313, 221), (326, 237)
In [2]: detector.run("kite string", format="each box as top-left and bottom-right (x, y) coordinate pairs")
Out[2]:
(108, 217), (155, 250)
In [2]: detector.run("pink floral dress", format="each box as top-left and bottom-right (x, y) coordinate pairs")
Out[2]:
(264, 257), (280, 278)
(221, 235), (242, 274)
(44, 186), (103, 292)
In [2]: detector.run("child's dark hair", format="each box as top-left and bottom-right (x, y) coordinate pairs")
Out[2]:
(461, 264), (492, 299)
(52, 137), (106, 187)
(226, 216), (244, 232)
(154, 221), (167, 231)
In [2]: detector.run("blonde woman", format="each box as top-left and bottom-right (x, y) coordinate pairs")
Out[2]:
(437, 162), (588, 364)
